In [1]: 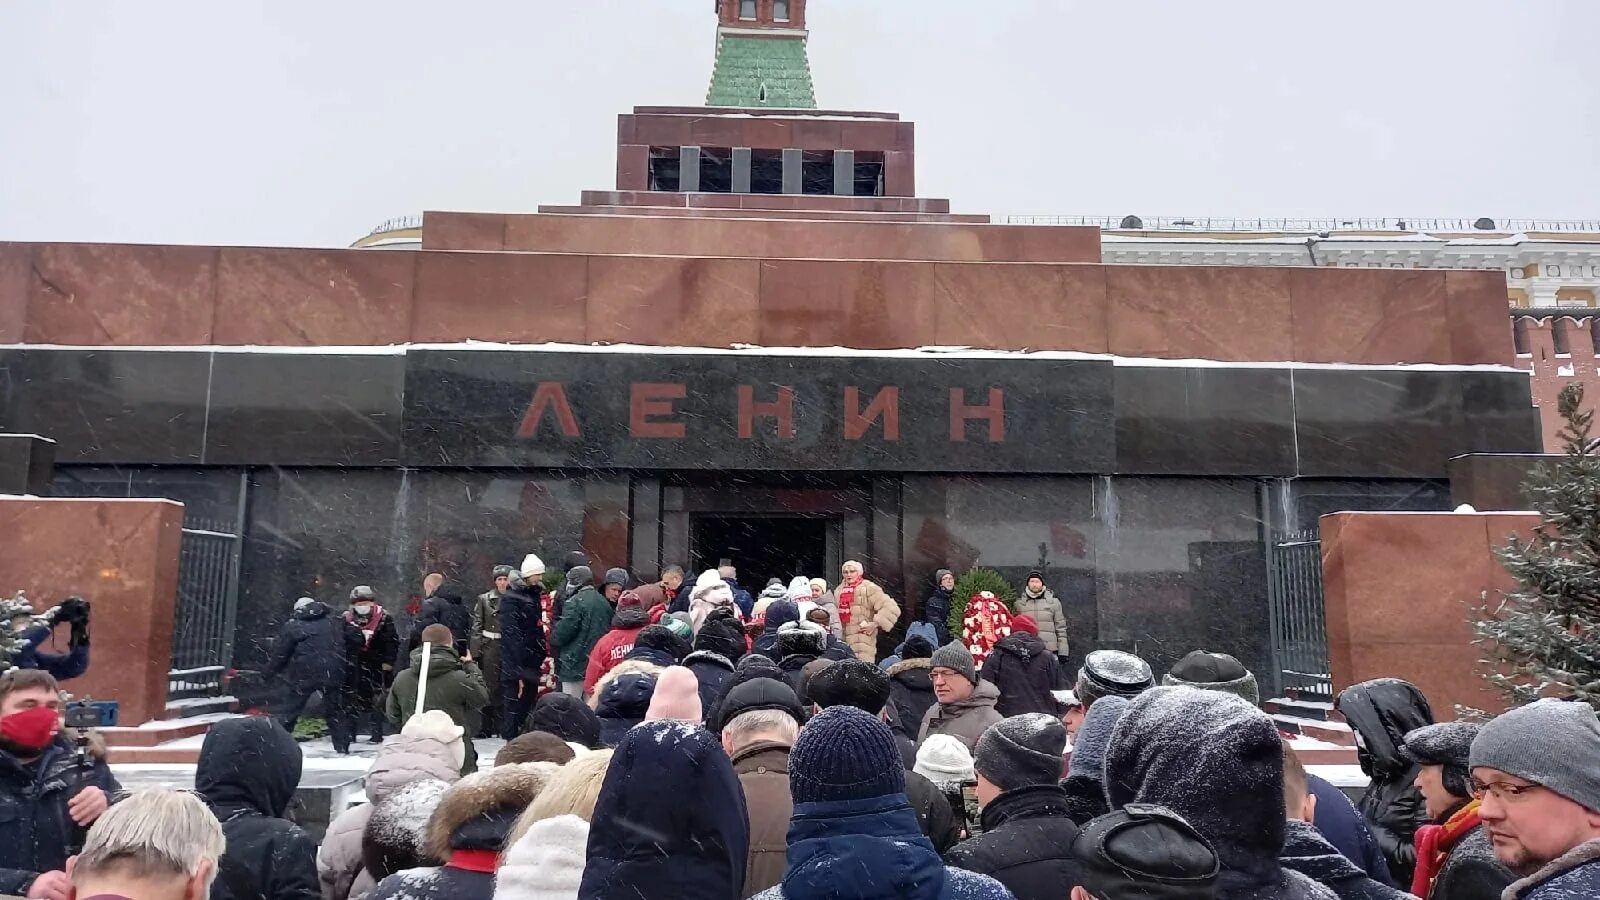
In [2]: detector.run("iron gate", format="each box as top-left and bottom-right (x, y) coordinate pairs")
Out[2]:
(170, 519), (242, 696)
(1265, 530), (1331, 700)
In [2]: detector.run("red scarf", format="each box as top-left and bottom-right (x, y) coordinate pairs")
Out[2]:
(345, 606), (386, 647)
(1411, 799), (1481, 897)
(837, 577), (860, 626)
(448, 849), (499, 873)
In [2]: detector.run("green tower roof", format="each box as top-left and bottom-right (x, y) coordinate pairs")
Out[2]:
(706, 34), (817, 108)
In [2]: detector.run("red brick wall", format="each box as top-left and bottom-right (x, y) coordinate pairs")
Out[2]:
(1513, 314), (1600, 451)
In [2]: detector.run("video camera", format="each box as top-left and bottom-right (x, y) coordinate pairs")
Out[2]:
(40, 596), (92, 646)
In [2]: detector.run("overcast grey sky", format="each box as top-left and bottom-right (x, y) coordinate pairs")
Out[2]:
(2, 1), (1596, 248)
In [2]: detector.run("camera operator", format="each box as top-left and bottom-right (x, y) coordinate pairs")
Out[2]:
(3, 595), (91, 682)
(0, 669), (120, 900)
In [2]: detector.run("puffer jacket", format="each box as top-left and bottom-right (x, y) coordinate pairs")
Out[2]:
(317, 734), (461, 900)
(0, 736), (121, 896)
(385, 646), (490, 772)
(979, 631), (1060, 718)
(583, 605), (651, 695)
(1336, 678), (1434, 886)
(916, 680), (1003, 750)
(747, 794), (1011, 900)
(839, 578), (900, 663)
(198, 717), (320, 900)
(404, 591), (472, 660)
(941, 784), (1086, 900)
(1013, 587), (1067, 658)
(267, 601), (357, 692)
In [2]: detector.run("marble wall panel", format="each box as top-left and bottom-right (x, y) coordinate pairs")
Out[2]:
(1290, 268), (1451, 364)
(757, 259), (939, 348)
(212, 249), (413, 346)
(930, 263), (1108, 352)
(1114, 366), (1295, 475)
(204, 353), (403, 465)
(411, 251), (588, 344)
(587, 256), (760, 346)
(25, 244), (217, 346)
(1293, 369), (1467, 478)
(1106, 266), (1293, 362)
(0, 243), (32, 343)
(1446, 270), (1515, 366)
(419, 212), (507, 251)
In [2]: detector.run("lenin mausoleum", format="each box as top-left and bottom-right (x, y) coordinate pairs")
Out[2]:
(0, 0), (1542, 734)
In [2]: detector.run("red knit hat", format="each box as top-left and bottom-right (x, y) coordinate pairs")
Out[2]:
(1012, 614), (1039, 636)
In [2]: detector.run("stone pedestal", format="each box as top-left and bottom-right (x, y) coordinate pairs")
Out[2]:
(1320, 511), (1536, 717)
(0, 433), (55, 495)
(0, 497), (183, 723)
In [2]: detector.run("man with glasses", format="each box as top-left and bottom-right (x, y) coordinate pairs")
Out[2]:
(1470, 699), (1600, 898)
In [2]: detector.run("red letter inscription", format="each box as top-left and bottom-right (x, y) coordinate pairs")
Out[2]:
(516, 382), (580, 438)
(949, 387), (1005, 442)
(630, 383), (687, 438)
(738, 385), (796, 439)
(844, 386), (900, 440)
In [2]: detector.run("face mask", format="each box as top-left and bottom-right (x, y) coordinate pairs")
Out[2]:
(352, 603), (374, 615)
(0, 706), (60, 752)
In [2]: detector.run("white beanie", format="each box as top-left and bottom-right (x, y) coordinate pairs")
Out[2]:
(496, 814), (589, 900)
(914, 733), (976, 788)
(691, 569), (725, 598)
(521, 554), (547, 579)
(293, 597), (316, 611)
(402, 709), (466, 770)
(786, 576), (812, 602)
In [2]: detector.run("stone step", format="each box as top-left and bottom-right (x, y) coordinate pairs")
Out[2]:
(163, 696), (239, 719)
(1274, 713), (1356, 746)
(1264, 696), (1345, 724)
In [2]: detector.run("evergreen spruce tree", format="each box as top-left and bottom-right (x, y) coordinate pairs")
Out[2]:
(1478, 382), (1600, 707)
(0, 592), (32, 671)
(948, 568), (1018, 639)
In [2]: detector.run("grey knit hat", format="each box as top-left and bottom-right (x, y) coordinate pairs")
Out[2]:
(1471, 699), (1600, 812)
(976, 713), (1068, 791)
(1069, 695), (1131, 782)
(930, 641), (977, 685)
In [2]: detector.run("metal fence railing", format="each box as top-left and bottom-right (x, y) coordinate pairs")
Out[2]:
(171, 520), (241, 697)
(1265, 530), (1332, 700)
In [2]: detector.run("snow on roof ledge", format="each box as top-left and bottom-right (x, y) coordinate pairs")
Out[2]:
(0, 342), (1524, 373)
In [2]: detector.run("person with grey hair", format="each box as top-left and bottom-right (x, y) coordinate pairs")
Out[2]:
(722, 695), (804, 899)
(67, 789), (225, 900)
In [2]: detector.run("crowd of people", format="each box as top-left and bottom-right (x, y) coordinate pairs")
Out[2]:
(2, 556), (1600, 900)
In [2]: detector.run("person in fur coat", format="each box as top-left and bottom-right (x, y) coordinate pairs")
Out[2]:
(319, 711), (464, 900)
(366, 763), (556, 900)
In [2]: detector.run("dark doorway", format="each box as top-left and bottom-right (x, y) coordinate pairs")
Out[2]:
(692, 515), (831, 598)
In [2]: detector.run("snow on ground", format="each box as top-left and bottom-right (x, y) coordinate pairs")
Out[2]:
(1308, 765), (1369, 789)
(1287, 734), (1350, 752)
(112, 735), (508, 788)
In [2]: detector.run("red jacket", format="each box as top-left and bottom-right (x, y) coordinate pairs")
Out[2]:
(583, 622), (646, 694)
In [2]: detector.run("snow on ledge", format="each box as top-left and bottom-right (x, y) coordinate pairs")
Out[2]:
(0, 342), (1526, 374)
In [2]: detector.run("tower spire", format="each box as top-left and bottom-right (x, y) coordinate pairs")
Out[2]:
(707, 0), (816, 108)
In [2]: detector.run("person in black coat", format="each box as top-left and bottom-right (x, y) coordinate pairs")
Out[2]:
(923, 569), (954, 648)
(498, 561), (549, 739)
(979, 616), (1061, 718)
(405, 589), (472, 660)
(265, 597), (363, 752)
(580, 719), (749, 900)
(945, 715), (1086, 900)
(886, 636), (936, 747)
(1337, 678), (1435, 887)
(0, 670), (121, 899)
(197, 716), (319, 900)
(344, 586), (400, 744)
(525, 691), (603, 748)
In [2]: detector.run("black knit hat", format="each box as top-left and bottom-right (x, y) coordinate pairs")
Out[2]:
(719, 676), (806, 729)
(808, 659), (892, 715)
(790, 705), (905, 804)
(975, 713), (1068, 791)
(626, 625), (690, 664)
(901, 635), (935, 661)
(1072, 805), (1220, 900)
(695, 614), (748, 663)
(1404, 721), (1480, 800)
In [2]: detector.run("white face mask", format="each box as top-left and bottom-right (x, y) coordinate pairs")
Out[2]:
(352, 603), (374, 615)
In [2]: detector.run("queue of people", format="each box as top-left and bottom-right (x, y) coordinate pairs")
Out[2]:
(12, 557), (1600, 900)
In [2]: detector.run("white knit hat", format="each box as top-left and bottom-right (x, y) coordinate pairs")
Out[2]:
(293, 596), (316, 611)
(691, 568), (725, 597)
(496, 814), (589, 900)
(521, 554), (547, 578)
(402, 709), (466, 770)
(914, 733), (976, 787)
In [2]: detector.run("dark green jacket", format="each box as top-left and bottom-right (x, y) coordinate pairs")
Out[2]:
(386, 645), (489, 772)
(553, 586), (613, 683)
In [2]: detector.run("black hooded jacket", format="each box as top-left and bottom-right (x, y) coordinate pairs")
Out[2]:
(266, 602), (359, 692)
(1105, 686), (1337, 900)
(980, 631), (1061, 718)
(1337, 678), (1434, 886)
(197, 717), (318, 900)
(498, 580), (548, 684)
(0, 737), (121, 896)
(1280, 819), (1412, 900)
(525, 691), (603, 747)
(943, 784), (1087, 900)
